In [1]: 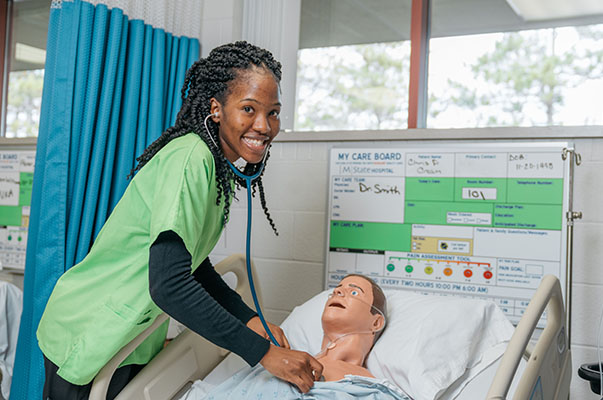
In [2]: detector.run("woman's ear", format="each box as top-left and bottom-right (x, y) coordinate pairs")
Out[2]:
(209, 98), (221, 123)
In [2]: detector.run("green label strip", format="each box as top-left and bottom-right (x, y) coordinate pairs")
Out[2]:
(493, 204), (562, 230)
(330, 221), (411, 252)
(507, 179), (563, 204)
(405, 177), (454, 201)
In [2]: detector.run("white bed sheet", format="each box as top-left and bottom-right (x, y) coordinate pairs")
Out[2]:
(441, 352), (527, 400)
(194, 350), (527, 400)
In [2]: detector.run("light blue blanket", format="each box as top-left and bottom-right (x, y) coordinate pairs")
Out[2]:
(185, 365), (410, 400)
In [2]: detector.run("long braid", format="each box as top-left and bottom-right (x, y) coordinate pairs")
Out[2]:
(239, 148), (278, 236)
(257, 178), (278, 235)
(129, 41), (281, 234)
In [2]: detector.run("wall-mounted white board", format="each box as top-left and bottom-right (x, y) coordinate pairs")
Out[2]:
(326, 142), (571, 326)
(0, 150), (35, 272)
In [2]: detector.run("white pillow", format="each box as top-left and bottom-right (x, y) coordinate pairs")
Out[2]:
(280, 289), (515, 400)
(280, 290), (330, 356)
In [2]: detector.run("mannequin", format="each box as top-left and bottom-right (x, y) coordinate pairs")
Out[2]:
(177, 275), (402, 400)
(317, 274), (387, 381)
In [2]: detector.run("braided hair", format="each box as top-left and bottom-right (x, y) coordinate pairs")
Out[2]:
(129, 41), (281, 234)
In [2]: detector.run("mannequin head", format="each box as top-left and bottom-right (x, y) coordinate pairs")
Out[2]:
(321, 274), (387, 349)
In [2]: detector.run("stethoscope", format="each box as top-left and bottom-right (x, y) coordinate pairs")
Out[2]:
(204, 113), (280, 347)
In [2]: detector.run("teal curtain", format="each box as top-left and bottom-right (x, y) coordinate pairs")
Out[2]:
(11, 1), (199, 397)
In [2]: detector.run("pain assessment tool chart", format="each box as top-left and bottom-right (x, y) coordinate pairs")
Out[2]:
(326, 143), (571, 325)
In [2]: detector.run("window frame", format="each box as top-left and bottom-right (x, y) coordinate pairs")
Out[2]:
(0, 0), (431, 136)
(2, 1), (600, 136)
(292, 0), (603, 133)
(292, 0), (430, 132)
(0, 0), (9, 138)
(408, 0), (430, 128)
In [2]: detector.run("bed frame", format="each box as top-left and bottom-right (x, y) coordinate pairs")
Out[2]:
(486, 274), (571, 400)
(88, 256), (571, 400)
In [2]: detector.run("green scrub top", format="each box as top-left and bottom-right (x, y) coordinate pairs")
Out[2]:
(37, 133), (226, 385)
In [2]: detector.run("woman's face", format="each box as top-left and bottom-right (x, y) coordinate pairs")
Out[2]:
(211, 68), (281, 163)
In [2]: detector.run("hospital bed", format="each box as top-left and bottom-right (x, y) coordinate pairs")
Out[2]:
(88, 254), (571, 400)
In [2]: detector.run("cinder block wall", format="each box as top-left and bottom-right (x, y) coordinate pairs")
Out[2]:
(570, 136), (603, 399)
(210, 129), (603, 399)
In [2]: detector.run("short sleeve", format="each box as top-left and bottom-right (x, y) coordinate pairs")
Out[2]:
(149, 141), (218, 259)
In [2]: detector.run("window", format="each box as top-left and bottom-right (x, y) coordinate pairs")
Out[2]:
(294, 0), (412, 131)
(4, 0), (49, 138)
(427, 0), (603, 128)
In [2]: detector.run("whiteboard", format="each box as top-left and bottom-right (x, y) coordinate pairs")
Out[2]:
(0, 150), (36, 272)
(325, 142), (571, 326)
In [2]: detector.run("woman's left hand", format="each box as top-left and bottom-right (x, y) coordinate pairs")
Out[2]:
(246, 316), (291, 349)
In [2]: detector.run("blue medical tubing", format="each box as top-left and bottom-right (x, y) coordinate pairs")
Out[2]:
(226, 159), (280, 347)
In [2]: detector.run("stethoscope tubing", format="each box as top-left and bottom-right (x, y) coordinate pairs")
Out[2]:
(205, 113), (280, 346)
(226, 159), (280, 347)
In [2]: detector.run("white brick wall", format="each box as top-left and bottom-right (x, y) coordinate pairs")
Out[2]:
(211, 134), (603, 399)
(200, 0), (243, 57)
(571, 138), (603, 399)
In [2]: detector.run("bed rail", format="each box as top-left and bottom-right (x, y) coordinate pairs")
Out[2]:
(89, 314), (169, 400)
(89, 254), (258, 400)
(486, 274), (571, 400)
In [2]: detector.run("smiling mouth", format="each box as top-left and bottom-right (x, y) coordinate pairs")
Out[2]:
(242, 137), (268, 148)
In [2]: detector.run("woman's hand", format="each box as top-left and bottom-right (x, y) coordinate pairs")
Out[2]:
(260, 345), (324, 393)
(246, 316), (290, 349)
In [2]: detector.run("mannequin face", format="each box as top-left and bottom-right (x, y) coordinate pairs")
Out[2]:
(210, 68), (281, 163)
(321, 276), (384, 337)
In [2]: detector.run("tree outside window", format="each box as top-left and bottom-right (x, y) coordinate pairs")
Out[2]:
(295, 42), (411, 131)
(6, 69), (44, 137)
(428, 24), (603, 128)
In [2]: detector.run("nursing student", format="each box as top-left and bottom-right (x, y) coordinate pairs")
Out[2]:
(37, 41), (323, 399)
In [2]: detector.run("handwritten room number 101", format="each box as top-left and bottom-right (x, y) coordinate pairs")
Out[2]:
(466, 189), (486, 200)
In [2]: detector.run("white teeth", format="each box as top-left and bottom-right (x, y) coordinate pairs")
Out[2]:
(243, 137), (266, 148)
